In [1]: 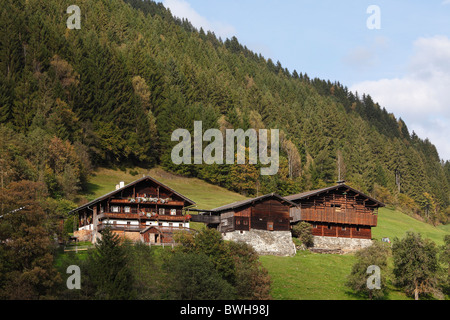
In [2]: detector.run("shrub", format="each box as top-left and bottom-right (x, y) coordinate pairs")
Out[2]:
(291, 222), (314, 247)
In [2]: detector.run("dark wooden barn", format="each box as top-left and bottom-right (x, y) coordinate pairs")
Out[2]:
(191, 193), (299, 233)
(285, 182), (384, 240)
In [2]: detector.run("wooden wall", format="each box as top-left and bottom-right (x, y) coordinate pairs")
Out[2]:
(114, 180), (186, 203)
(294, 188), (378, 228)
(228, 197), (291, 232)
(251, 199), (290, 231)
(310, 222), (372, 239)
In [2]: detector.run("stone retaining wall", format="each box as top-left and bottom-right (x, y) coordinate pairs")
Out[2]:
(222, 230), (296, 256)
(312, 236), (373, 253)
(73, 229), (93, 242)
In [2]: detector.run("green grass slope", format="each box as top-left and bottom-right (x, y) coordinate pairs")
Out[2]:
(373, 207), (449, 246)
(83, 167), (248, 210)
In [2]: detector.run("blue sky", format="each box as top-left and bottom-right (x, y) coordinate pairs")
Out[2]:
(161, 0), (450, 161)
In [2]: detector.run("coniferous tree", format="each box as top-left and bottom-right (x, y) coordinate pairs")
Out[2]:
(86, 227), (134, 300)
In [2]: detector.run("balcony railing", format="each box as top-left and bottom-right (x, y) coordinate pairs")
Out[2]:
(191, 214), (220, 224)
(301, 208), (377, 226)
(109, 198), (185, 206)
(97, 224), (143, 232)
(97, 223), (193, 233)
(97, 212), (189, 222)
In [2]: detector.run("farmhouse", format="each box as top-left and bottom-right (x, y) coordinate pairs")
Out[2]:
(69, 176), (196, 244)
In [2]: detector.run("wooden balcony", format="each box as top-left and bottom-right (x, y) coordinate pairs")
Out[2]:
(97, 212), (190, 222)
(97, 223), (143, 232)
(191, 214), (220, 224)
(97, 223), (192, 233)
(109, 198), (185, 206)
(301, 208), (377, 226)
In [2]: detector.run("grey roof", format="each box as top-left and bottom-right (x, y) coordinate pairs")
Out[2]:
(209, 193), (298, 213)
(285, 183), (385, 207)
(69, 176), (196, 215)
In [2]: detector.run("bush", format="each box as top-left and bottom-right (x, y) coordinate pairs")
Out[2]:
(291, 222), (314, 247)
(346, 241), (391, 300)
(162, 251), (235, 300)
(174, 228), (272, 299)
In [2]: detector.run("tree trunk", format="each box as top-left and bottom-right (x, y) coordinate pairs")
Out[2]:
(414, 283), (419, 300)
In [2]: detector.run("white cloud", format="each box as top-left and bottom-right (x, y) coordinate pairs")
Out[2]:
(350, 35), (450, 160)
(342, 36), (389, 71)
(162, 0), (236, 39)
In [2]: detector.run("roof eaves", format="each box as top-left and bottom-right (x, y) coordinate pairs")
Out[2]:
(68, 176), (196, 215)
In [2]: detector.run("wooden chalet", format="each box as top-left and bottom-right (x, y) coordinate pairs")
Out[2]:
(191, 193), (299, 233)
(69, 176), (196, 244)
(285, 182), (384, 240)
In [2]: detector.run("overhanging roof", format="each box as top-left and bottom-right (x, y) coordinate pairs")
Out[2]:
(205, 193), (298, 214)
(69, 176), (196, 215)
(285, 183), (385, 207)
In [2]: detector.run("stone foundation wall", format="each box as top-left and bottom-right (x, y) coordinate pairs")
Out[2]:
(74, 229), (93, 242)
(222, 230), (296, 256)
(111, 230), (141, 242)
(312, 236), (373, 253)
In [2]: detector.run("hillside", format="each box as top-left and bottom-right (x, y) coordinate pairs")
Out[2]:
(84, 167), (449, 300)
(0, 0), (449, 226)
(83, 167), (248, 210)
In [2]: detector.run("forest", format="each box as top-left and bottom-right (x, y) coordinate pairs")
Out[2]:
(1, 0), (449, 227)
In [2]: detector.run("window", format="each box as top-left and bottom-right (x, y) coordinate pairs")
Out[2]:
(356, 227), (360, 232)
(327, 225), (332, 230)
(124, 206), (130, 213)
(111, 206), (120, 213)
(159, 208), (165, 215)
(170, 209), (177, 216)
(342, 226), (346, 231)
(312, 224), (317, 229)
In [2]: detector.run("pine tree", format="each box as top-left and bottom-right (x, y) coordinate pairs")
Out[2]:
(86, 227), (134, 300)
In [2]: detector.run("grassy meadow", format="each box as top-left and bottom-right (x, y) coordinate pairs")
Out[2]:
(82, 167), (248, 210)
(77, 167), (449, 300)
